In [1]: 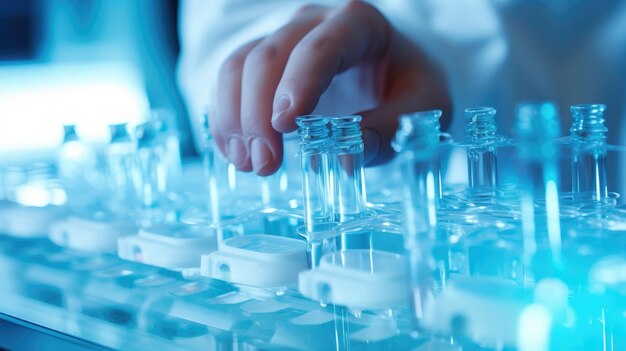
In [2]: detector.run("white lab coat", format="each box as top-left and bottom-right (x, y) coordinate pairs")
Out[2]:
(177, 0), (626, 191)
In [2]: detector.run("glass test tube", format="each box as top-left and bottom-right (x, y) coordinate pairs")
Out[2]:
(329, 115), (367, 223)
(570, 104), (608, 202)
(465, 107), (499, 196)
(515, 102), (563, 283)
(296, 116), (334, 267)
(393, 110), (442, 322)
(106, 123), (136, 214)
(134, 121), (170, 225)
(58, 124), (99, 213)
(148, 109), (182, 185)
(199, 114), (220, 225)
(297, 116), (332, 233)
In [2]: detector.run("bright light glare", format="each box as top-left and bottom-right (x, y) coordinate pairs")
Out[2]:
(14, 185), (52, 207)
(0, 62), (148, 163)
(517, 303), (552, 351)
(545, 180), (562, 253)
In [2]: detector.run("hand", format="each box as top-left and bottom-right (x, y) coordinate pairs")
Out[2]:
(212, 0), (451, 176)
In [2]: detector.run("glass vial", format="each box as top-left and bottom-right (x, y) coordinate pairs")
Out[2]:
(134, 121), (170, 225)
(148, 109), (182, 188)
(515, 102), (563, 283)
(106, 123), (136, 214)
(570, 104), (608, 202)
(58, 124), (99, 213)
(465, 107), (499, 196)
(297, 115), (333, 268)
(329, 115), (367, 223)
(297, 116), (333, 230)
(393, 110), (443, 321)
(199, 113), (220, 224)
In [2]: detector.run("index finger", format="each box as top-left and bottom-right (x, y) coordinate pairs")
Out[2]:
(270, 0), (391, 133)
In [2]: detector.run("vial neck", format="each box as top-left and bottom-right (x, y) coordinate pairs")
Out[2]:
(393, 110), (441, 154)
(330, 115), (363, 154)
(570, 104), (607, 151)
(297, 115), (331, 154)
(465, 107), (497, 146)
(63, 125), (79, 143)
(110, 124), (130, 143)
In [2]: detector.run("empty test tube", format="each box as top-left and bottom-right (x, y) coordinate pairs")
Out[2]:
(199, 113), (220, 225)
(296, 116), (332, 233)
(58, 124), (100, 213)
(515, 102), (563, 283)
(393, 110), (443, 321)
(296, 116), (333, 267)
(465, 107), (499, 195)
(394, 110), (441, 251)
(329, 115), (367, 223)
(148, 109), (182, 185)
(570, 104), (608, 202)
(106, 123), (136, 214)
(134, 121), (170, 223)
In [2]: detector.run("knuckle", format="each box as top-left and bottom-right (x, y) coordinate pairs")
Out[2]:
(342, 0), (385, 27)
(294, 3), (324, 17)
(343, 0), (373, 13)
(245, 44), (279, 66)
(299, 35), (335, 53)
(220, 51), (247, 76)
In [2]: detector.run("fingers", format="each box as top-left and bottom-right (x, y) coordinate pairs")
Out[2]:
(214, 38), (263, 171)
(240, 5), (327, 175)
(271, 0), (392, 133)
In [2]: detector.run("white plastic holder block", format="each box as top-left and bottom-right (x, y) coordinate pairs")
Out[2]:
(49, 214), (137, 252)
(201, 234), (307, 288)
(298, 249), (409, 310)
(421, 276), (533, 348)
(118, 223), (217, 269)
(1, 203), (65, 238)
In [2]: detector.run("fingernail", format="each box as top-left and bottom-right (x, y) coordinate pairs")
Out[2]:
(227, 136), (246, 167)
(251, 138), (272, 174)
(362, 128), (380, 165)
(272, 94), (291, 122)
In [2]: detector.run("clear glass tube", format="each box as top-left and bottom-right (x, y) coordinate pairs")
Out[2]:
(393, 110), (442, 321)
(106, 123), (136, 214)
(297, 116), (332, 233)
(297, 116), (333, 268)
(465, 107), (498, 195)
(58, 124), (99, 213)
(134, 121), (169, 224)
(148, 109), (182, 186)
(329, 115), (367, 223)
(515, 102), (563, 283)
(570, 104), (608, 202)
(198, 113), (220, 225)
